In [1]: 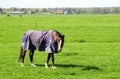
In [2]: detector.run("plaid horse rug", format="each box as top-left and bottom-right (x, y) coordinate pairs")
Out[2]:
(22, 30), (58, 53)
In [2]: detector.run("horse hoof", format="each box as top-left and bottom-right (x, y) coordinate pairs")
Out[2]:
(52, 66), (56, 69)
(31, 64), (36, 67)
(21, 63), (24, 67)
(45, 63), (48, 68)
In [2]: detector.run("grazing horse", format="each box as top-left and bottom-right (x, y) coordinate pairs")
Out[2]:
(18, 30), (64, 69)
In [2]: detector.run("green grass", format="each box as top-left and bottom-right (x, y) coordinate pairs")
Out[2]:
(0, 14), (120, 79)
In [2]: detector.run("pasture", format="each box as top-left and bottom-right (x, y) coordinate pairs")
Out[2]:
(0, 14), (120, 79)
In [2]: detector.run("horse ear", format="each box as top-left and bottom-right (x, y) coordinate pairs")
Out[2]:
(62, 35), (65, 38)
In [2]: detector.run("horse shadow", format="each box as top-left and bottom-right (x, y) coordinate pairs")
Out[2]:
(56, 64), (100, 71)
(36, 64), (101, 71)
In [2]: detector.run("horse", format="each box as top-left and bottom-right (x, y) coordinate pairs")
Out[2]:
(18, 30), (64, 69)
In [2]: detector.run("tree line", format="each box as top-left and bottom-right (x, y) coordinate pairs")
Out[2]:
(1, 7), (120, 14)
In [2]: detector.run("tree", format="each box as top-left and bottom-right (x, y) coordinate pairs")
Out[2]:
(41, 8), (47, 12)
(0, 8), (2, 14)
(10, 7), (17, 11)
(109, 7), (118, 14)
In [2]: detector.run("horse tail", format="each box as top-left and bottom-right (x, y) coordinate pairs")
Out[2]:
(18, 47), (23, 62)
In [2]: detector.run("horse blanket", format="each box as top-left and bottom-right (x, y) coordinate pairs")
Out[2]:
(22, 30), (58, 53)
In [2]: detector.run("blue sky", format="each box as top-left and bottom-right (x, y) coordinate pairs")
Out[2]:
(0, 0), (120, 8)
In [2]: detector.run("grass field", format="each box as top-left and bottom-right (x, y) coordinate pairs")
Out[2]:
(0, 14), (120, 79)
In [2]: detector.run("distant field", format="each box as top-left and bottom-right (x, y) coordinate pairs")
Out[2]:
(0, 14), (120, 79)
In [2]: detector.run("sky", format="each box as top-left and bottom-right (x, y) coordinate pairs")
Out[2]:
(0, 0), (120, 8)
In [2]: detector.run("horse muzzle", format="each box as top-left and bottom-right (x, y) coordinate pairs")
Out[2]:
(57, 49), (62, 52)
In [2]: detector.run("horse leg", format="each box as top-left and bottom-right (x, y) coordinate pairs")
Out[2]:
(45, 53), (56, 69)
(21, 49), (26, 67)
(50, 53), (56, 69)
(18, 47), (23, 62)
(29, 50), (36, 67)
(45, 53), (51, 68)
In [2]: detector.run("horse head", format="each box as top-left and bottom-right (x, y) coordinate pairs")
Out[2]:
(53, 30), (65, 52)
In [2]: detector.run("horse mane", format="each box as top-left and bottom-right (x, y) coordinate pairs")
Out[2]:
(52, 30), (64, 41)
